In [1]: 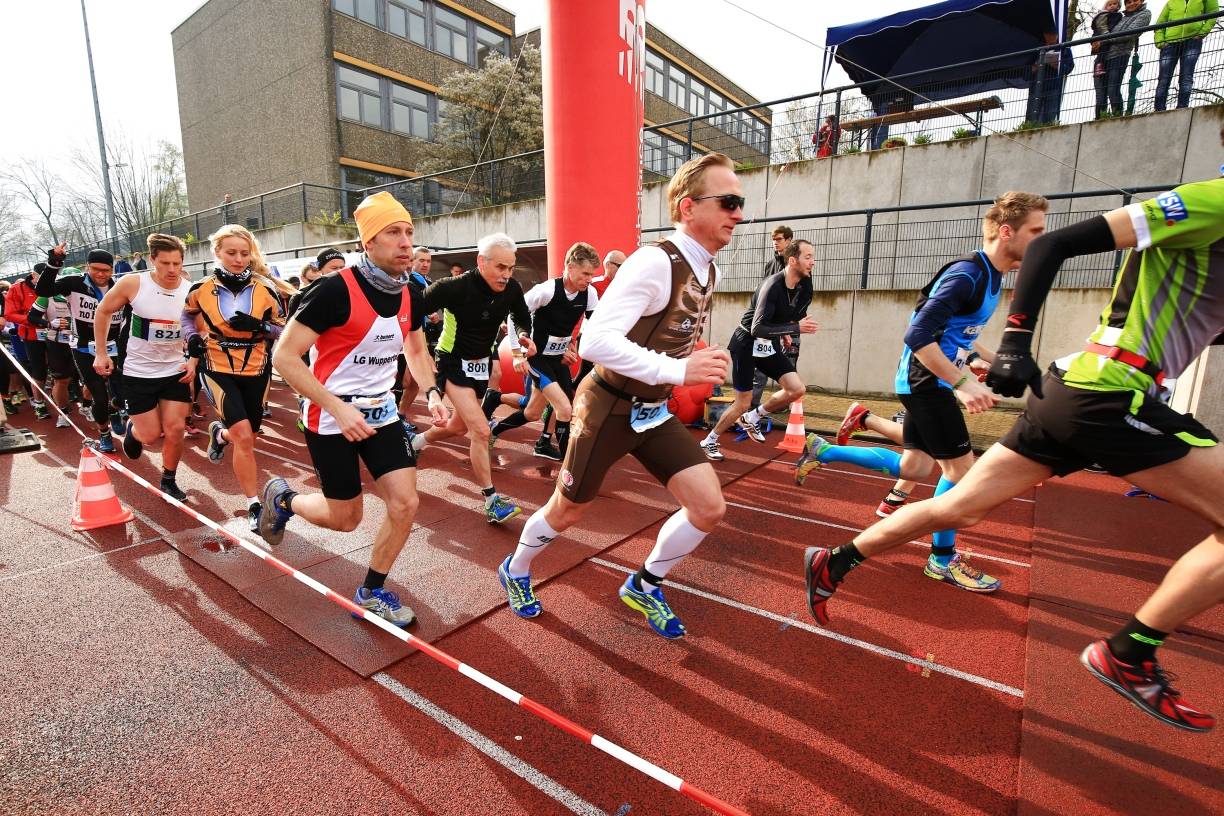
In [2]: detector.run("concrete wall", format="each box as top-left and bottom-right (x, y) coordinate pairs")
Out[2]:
(174, 0), (337, 211)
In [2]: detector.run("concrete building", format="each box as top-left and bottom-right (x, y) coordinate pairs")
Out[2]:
(173, 0), (768, 214)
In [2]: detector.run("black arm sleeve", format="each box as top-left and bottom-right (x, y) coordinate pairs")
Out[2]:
(422, 275), (462, 314)
(749, 277), (800, 338)
(1005, 216), (1116, 334)
(35, 265), (66, 297)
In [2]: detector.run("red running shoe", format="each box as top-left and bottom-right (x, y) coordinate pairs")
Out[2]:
(1080, 640), (1215, 732)
(803, 547), (839, 626)
(837, 402), (870, 446)
(876, 495), (908, 518)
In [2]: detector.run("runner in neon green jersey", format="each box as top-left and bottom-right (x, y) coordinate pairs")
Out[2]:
(802, 127), (1224, 734)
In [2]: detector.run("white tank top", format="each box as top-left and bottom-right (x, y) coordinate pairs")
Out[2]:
(124, 272), (191, 378)
(302, 267), (414, 435)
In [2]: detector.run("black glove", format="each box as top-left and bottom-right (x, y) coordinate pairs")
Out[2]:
(45, 246), (65, 270)
(187, 334), (207, 359)
(227, 311), (266, 334)
(27, 309), (47, 329)
(986, 331), (1044, 399)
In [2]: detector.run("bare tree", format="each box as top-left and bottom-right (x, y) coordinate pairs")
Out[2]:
(0, 158), (63, 244)
(70, 136), (188, 249)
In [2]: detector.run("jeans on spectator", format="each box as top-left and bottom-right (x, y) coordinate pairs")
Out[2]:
(1093, 58), (1109, 117)
(1155, 38), (1203, 111)
(1104, 53), (1130, 116)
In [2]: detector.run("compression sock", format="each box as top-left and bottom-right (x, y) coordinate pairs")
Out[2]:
(827, 542), (866, 583)
(482, 486), (496, 508)
(554, 420), (570, 456)
(632, 566), (667, 593)
(507, 510), (560, 576)
(480, 389), (501, 420)
(1107, 617), (1168, 665)
(363, 568), (388, 591)
(929, 476), (957, 566)
(491, 410), (529, 437)
(161, 468), (176, 483)
(817, 444), (902, 477)
(541, 404), (553, 426)
(642, 510), (708, 586)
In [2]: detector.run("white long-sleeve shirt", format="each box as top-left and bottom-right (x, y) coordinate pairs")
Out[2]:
(579, 228), (716, 386)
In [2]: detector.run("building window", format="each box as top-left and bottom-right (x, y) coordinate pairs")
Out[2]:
(646, 51), (664, 97)
(667, 65), (686, 109)
(387, 0), (426, 45)
(337, 64), (383, 128)
(688, 78), (706, 117)
(392, 83), (431, 139)
(475, 24), (509, 65)
(334, 0), (379, 25)
(434, 6), (470, 62)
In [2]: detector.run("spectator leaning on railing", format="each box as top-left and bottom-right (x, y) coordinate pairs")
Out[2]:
(1092, 1), (1124, 118)
(1154, 0), (1219, 110)
(1103, 0), (1152, 116)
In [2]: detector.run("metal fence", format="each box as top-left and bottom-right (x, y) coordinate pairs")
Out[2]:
(62, 11), (1219, 263)
(642, 185), (1171, 293)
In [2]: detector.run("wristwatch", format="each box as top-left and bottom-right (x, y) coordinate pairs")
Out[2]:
(426, 386), (443, 401)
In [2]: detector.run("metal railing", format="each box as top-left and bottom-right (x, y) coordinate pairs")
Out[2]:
(61, 11), (1219, 262)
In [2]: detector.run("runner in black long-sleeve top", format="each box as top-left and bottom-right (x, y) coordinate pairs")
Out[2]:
(411, 232), (535, 524)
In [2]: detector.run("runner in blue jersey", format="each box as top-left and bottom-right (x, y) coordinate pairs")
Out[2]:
(796, 191), (1049, 593)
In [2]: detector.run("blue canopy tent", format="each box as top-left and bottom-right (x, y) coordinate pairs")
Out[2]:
(822, 0), (1069, 144)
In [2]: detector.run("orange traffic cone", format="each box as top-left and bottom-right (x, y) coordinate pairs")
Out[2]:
(776, 398), (807, 453)
(72, 446), (134, 531)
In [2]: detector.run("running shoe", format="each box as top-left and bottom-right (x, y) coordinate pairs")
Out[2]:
(257, 476), (295, 546)
(485, 495), (521, 525)
(736, 416), (767, 444)
(803, 546), (839, 626)
(795, 433), (829, 486)
(351, 586), (416, 628)
(498, 555), (542, 618)
(96, 430), (116, 454)
(700, 439), (725, 461)
(2, 396), (19, 415)
(110, 413), (127, 437)
(121, 420), (143, 460)
(924, 554), (1001, 593)
(160, 478), (188, 503)
(533, 438), (562, 461)
(1080, 639), (1215, 732)
(262, 404), (272, 418)
(837, 402), (870, 446)
(207, 420), (228, 463)
(876, 495), (908, 518)
(246, 502), (262, 534)
(618, 576), (685, 639)
(55, 414), (71, 429)
(33, 401), (50, 420)
(191, 403), (205, 420)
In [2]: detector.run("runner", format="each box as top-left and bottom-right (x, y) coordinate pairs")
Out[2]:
(699, 238), (817, 461)
(92, 234), (194, 501)
(36, 245), (125, 453)
(183, 225), (286, 530)
(796, 191), (1049, 594)
(413, 232), (535, 524)
(496, 152), (738, 638)
(804, 154), (1224, 731)
(258, 191), (447, 627)
(28, 281), (80, 429)
(490, 241), (600, 461)
(832, 402), (919, 517)
(393, 246), (437, 432)
(4, 264), (51, 419)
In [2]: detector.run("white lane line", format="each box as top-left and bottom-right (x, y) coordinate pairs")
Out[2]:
(0, 535), (164, 583)
(372, 673), (607, 816)
(725, 501), (1032, 569)
(588, 558), (1024, 699)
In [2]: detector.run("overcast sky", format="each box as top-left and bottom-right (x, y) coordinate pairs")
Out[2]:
(0, 0), (926, 171)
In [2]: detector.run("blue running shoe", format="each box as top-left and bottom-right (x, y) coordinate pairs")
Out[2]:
(110, 412), (127, 437)
(351, 586), (415, 627)
(618, 575), (686, 639)
(121, 419), (142, 460)
(96, 430), (116, 454)
(485, 494), (521, 524)
(257, 476), (294, 545)
(498, 556), (542, 618)
(795, 433), (829, 486)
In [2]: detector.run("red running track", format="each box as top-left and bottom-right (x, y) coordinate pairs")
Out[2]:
(1, 384), (1221, 814)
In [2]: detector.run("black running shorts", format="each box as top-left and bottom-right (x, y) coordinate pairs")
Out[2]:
(123, 372), (191, 416)
(199, 369), (269, 432)
(303, 421), (417, 500)
(1000, 367), (1218, 477)
(898, 387), (973, 460)
(436, 351), (492, 399)
(728, 331), (795, 393)
(527, 355), (575, 396)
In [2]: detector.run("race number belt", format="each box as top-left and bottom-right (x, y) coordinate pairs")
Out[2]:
(342, 392), (398, 428)
(1084, 342), (1165, 386)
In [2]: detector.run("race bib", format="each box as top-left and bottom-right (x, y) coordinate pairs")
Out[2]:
(35, 329), (48, 342)
(953, 347), (970, 370)
(629, 399), (671, 434)
(543, 334), (571, 356)
(752, 338), (776, 358)
(462, 357), (490, 380)
(87, 339), (118, 357)
(348, 393), (398, 428)
(147, 319), (182, 344)
(56, 330), (72, 345)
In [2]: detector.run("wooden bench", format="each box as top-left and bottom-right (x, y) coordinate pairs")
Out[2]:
(841, 95), (1004, 146)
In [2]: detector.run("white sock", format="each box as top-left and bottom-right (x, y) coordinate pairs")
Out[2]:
(703, 429), (719, 445)
(643, 510), (708, 583)
(410, 432), (429, 454)
(483, 488), (497, 508)
(508, 510), (560, 576)
(742, 407), (762, 425)
(246, 496), (258, 508)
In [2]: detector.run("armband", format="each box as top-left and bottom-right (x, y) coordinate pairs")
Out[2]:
(952, 374), (970, 390)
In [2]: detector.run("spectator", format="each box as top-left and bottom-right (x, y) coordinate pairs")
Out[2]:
(1092, 1), (1125, 117)
(814, 115), (841, 158)
(1154, 0), (1217, 111)
(449, 261), (465, 277)
(764, 226), (793, 278)
(132, 251), (147, 271)
(113, 254), (133, 277)
(286, 275), (302, 290)
(221, 192), (234, 224)
(1104, 0), (1152, 117)
(1027, 32), (1076, 125)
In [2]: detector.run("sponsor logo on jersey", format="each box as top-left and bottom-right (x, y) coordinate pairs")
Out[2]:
(679, 318), (693, 332)
(1156, 191), (1188, 226)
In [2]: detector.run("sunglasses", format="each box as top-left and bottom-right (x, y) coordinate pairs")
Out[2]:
(691, 194), (746, 212)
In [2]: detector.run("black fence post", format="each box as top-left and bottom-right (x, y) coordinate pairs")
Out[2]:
(833, 90), (843, 157)
(686, 118), (694, 161)
(301, 185), (309, 224)
(259, 194), (266, 230)
(860, 209), (874, 289)
(194, 213), (201, 242)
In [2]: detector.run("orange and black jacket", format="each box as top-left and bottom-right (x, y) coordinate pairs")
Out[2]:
(182, 274), (285, 376)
